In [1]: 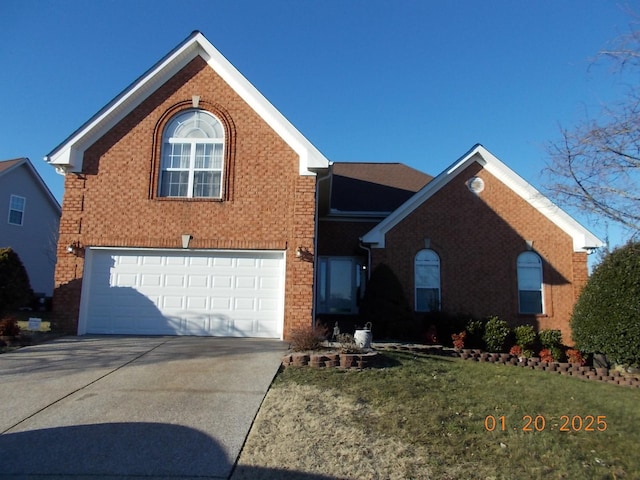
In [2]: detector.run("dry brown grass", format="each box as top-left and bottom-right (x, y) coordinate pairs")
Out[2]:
(233, 382), (433, 480)
(233, 351), (640, 480)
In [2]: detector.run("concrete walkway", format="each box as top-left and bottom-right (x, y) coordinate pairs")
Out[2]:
(0, 336), (287, 479)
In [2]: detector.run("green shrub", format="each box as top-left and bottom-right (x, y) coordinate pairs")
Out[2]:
(514, 325), (537, 349)
(539, 329), (562, 348)
(0, 248), (33, 315)
(539, 329), (564, 362)
(571, 241), (640, 367)
(360, 263), (414, 340)
(482, 316), (510, 352)
(465, 319), (485, 349)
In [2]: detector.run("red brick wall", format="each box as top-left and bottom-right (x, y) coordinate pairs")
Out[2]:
(371, 162), (583, 343)
(317, 219), (378, 256)
(53, 57), (317, 337)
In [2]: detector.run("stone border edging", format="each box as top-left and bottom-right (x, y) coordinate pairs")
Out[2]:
(381, 344), (640, 388)
(281, 343), (640, 387)
(281, 351), (381, 369)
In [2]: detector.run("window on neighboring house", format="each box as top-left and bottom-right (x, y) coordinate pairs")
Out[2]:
(159, 109), (225, 198)
(8, 195), (25, 226)
(317, 257), (365, 314)
(517, 251), (544, 314)
(415, 249), (440, 312)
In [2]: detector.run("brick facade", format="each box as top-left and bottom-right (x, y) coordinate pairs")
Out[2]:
(53, 57), (317, 338)
(371, 162), (586, 343)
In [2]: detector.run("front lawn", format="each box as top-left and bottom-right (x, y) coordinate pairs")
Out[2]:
(234, 351), (640, 479)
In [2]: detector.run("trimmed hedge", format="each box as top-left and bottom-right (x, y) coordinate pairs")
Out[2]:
(571, 241), (640, 367)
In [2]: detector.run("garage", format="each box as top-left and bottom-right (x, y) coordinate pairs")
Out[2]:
(78, 248), (285, 338)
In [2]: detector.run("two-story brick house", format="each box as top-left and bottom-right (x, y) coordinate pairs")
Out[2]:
(46, 32), (602, 341)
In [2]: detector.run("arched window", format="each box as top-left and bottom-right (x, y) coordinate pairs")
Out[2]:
(517, 251), (543, 314)
(415, 249), (440, 312)
(159, 109), (225, 198)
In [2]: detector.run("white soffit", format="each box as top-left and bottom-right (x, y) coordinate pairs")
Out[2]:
(44, 31), (328, 176)
(361, 144), (603, 252)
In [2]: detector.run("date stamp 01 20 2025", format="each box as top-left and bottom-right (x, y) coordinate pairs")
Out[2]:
(484, 415), (607, 432)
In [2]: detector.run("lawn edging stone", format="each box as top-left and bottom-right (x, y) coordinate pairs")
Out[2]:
(281, 343), (640, 386)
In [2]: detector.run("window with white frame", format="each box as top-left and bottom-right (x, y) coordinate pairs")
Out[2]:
(317, 257), (364, 314)
(517, 251), (544, 314)
(415, 249), (440, 312)
(159, 109), (225, 198)
(8, 195), (25, 226)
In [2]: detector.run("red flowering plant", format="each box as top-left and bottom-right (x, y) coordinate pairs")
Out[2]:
(451, 331), (467, 349)
(509, 345), (523, 357)
(539, 348), (555, 363)
(565, 348), (585, 365)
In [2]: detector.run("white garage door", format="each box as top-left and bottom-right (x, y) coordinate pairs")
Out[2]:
(79, 248), (285, 338)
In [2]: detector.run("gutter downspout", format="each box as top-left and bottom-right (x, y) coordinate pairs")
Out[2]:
(358, 239), (372, 282)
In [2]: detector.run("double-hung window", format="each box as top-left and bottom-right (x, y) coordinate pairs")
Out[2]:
(159, 109), (225, 198)
(8, 195), (25, 226)
(415, 249), (440, 311)
(517, 251), (544, 314)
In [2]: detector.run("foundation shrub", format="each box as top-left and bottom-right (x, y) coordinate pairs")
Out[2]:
(514, 325), (537, 351)
(571, 241), (640, 367)
(289, 323), (329, 352)
(539, 329), (564, 362)
(482, 316), (510, 353)
(464, 319), (486, 349)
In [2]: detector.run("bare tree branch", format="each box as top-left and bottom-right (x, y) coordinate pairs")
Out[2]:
(544, 24), (640, 235)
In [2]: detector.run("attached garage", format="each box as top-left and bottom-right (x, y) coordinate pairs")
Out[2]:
(78, 248), (285, 338)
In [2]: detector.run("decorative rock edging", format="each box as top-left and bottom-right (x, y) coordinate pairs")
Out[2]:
(454, 350), (640, 387)
(282, 343), (640, 387)
(281, 351), (382, 369)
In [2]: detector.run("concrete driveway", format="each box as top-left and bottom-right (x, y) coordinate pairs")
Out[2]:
(0, 336), (287, 479)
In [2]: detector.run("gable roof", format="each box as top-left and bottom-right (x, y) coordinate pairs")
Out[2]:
(361, 144), (604, 252)
(0, 158), (61, 213)
(44, 31), (329, 176)
(328, 162), (432, 215)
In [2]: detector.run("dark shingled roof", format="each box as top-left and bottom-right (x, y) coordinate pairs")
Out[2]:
(330, 162), (432, 214)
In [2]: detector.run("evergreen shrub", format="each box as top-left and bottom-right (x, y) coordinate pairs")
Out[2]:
(571, 241), (640, 367)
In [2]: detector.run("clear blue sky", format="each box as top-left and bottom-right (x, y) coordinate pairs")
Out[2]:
(1, 0), (636, 249)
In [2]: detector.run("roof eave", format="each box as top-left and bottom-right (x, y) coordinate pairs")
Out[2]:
(44, 31), (329, 176)
(361, 144), (604, 252)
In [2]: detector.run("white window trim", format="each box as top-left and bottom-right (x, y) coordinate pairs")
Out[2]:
(8, 194), (25, 226)
(517, 251), (544, 315)
(415, 249), (441, 312)
(159, 110), (225, 199)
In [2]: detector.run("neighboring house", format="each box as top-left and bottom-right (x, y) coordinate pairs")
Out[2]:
(0, 158), (61, 297)
(45, 31), (603, 341)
